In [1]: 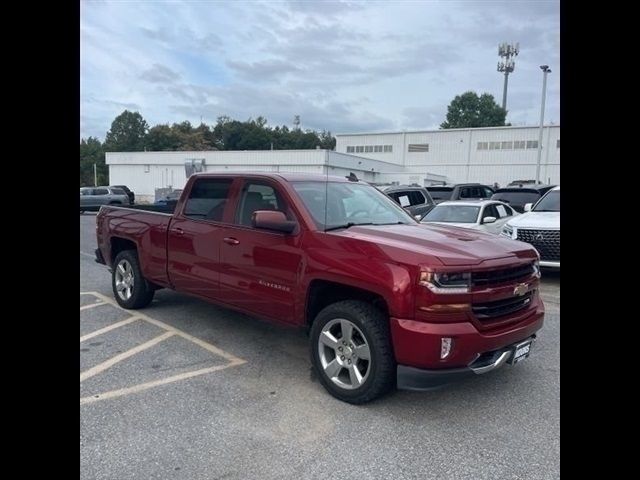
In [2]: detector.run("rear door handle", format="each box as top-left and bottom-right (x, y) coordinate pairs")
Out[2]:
(223, 237), (240, 246)
(173, 227), (184, 236)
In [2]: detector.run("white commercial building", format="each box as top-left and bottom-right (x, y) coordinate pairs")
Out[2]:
(335, 124), (560, 187)
(106, 124), (559, 203)
(106, 149), (400, 203)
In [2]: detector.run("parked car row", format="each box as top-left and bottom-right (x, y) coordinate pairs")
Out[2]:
(378, 181), (559, 269)
(80, 185), (135, 212)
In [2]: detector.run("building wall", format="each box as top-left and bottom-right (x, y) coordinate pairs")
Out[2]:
(106, 150), (399, 202)
(336, 125), (560, 186)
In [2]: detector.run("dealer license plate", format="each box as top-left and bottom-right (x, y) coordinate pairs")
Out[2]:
(508, 340), (532, 365)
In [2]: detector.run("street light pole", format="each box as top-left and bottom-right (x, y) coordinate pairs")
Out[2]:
(94, 163), (97, 187)
(536, 65), (551, 184)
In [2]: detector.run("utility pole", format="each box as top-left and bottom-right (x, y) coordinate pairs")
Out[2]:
(536, 65), (552, 184)
(497, 42), (519, 111)
(93, 163), (97, 186)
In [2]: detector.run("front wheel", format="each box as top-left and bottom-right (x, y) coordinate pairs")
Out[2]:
(111, 250), (154, 309)
(310, 300), (396, 404)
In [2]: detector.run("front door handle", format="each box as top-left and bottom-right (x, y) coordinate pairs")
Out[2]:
(223, 237), (240, 246)
(173, 227), (184, 236)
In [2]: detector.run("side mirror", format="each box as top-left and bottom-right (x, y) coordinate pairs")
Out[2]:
(252, 210), (297, 233)
(482, 216), (497, 224)
(524, 203), (533, 212)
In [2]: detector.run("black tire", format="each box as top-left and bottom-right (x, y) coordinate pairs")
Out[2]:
(310, 300), (396, 404)
(111, 250), (155, 309)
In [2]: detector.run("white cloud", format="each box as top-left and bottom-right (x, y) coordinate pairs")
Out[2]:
(81, 0), (559, 139)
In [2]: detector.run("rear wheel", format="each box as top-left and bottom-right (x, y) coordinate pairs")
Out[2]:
(112, 250), (154, 309)
(310, 300), (396, 404)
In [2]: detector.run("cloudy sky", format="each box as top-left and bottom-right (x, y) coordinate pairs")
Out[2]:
(80, 0), (560, 140)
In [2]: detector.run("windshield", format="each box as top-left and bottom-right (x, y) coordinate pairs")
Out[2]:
(291, 181), (415, 230)
(427, 188), (453, 202)
(491, 191), (540, 205)
(422, 205), (480, 223)
(533, 190), (560, 212)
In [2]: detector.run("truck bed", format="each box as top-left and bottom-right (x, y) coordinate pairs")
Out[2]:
(96, 204), (174, 286)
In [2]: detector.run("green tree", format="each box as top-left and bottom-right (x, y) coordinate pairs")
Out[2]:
(104, 110), (149, 151)
(146, 124), (182, 151)
(79, 137), (107, 186)
(318, 130), (336, 150)
(440, 91), (507, 129)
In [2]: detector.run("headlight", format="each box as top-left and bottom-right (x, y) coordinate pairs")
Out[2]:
(419, 271), (471, 293)
(501, 224), (514, 238)
(533, 260), (541, 278)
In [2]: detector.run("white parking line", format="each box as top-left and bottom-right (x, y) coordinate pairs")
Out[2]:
(80, 316), (141, 343)
(80, 251), (94, 258)
(80, 331), (174, 382)
(80, 302), (107, 311)
(80, 364), (238, 405)
(80, 291), (247, 404)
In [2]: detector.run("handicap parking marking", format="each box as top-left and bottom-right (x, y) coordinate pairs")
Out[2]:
(80, 291), (247, 405)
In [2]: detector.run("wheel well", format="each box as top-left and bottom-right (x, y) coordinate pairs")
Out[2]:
(306, 280), (389, 326)
(110, 237), (137, 263)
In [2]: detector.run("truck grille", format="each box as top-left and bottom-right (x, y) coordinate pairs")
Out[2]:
(472, 291), (534, 319)
(471, 263), (534, 287)
(516, 229), (560, 262)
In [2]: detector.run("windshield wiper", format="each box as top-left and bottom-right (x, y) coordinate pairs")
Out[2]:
(533, 209), (559, 212)
(324, 222), (374, 232)
(371, 222), (408, 226)
(324, 222), (408, 232)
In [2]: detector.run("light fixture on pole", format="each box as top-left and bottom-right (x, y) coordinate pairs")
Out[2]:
(497, 42), (519, 111)
(535, 65), (552, 184)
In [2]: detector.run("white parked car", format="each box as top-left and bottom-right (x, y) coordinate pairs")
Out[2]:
(501, 186), (560, 268)
(420, 200), (519, 234)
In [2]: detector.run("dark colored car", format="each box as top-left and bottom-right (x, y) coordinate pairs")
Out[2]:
(110, 185), (135, 204)
(80, 186), (130, 212)
(427, 183), (495, 204)
(96, 172), (544, 404)
(426, 185), (454, 204)
(382, 185), (435, 219)
(491, 185), (556, 213)
(450, 183), (495, 201)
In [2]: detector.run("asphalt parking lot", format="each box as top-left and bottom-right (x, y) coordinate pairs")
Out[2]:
(80, 213), (559, 480)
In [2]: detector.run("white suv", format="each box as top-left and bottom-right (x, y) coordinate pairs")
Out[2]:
(501, 186), (560, 268)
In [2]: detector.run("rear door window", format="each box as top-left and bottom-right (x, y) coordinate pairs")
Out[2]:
(183, 178), (233, 221)
(408, 190), (426, 205)
(94, 188), (109, 195)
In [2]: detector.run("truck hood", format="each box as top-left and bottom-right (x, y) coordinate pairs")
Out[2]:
(331, 223), (535, 266)
(507, 211), (560, 229)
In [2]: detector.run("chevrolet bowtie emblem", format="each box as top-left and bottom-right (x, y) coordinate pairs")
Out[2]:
(514, 283), (528, 296)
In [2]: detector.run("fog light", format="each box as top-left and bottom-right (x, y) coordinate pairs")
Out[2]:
(441, 337), (453, 359)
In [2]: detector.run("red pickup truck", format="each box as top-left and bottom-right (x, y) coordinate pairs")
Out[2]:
(95, 172), (544, 404)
